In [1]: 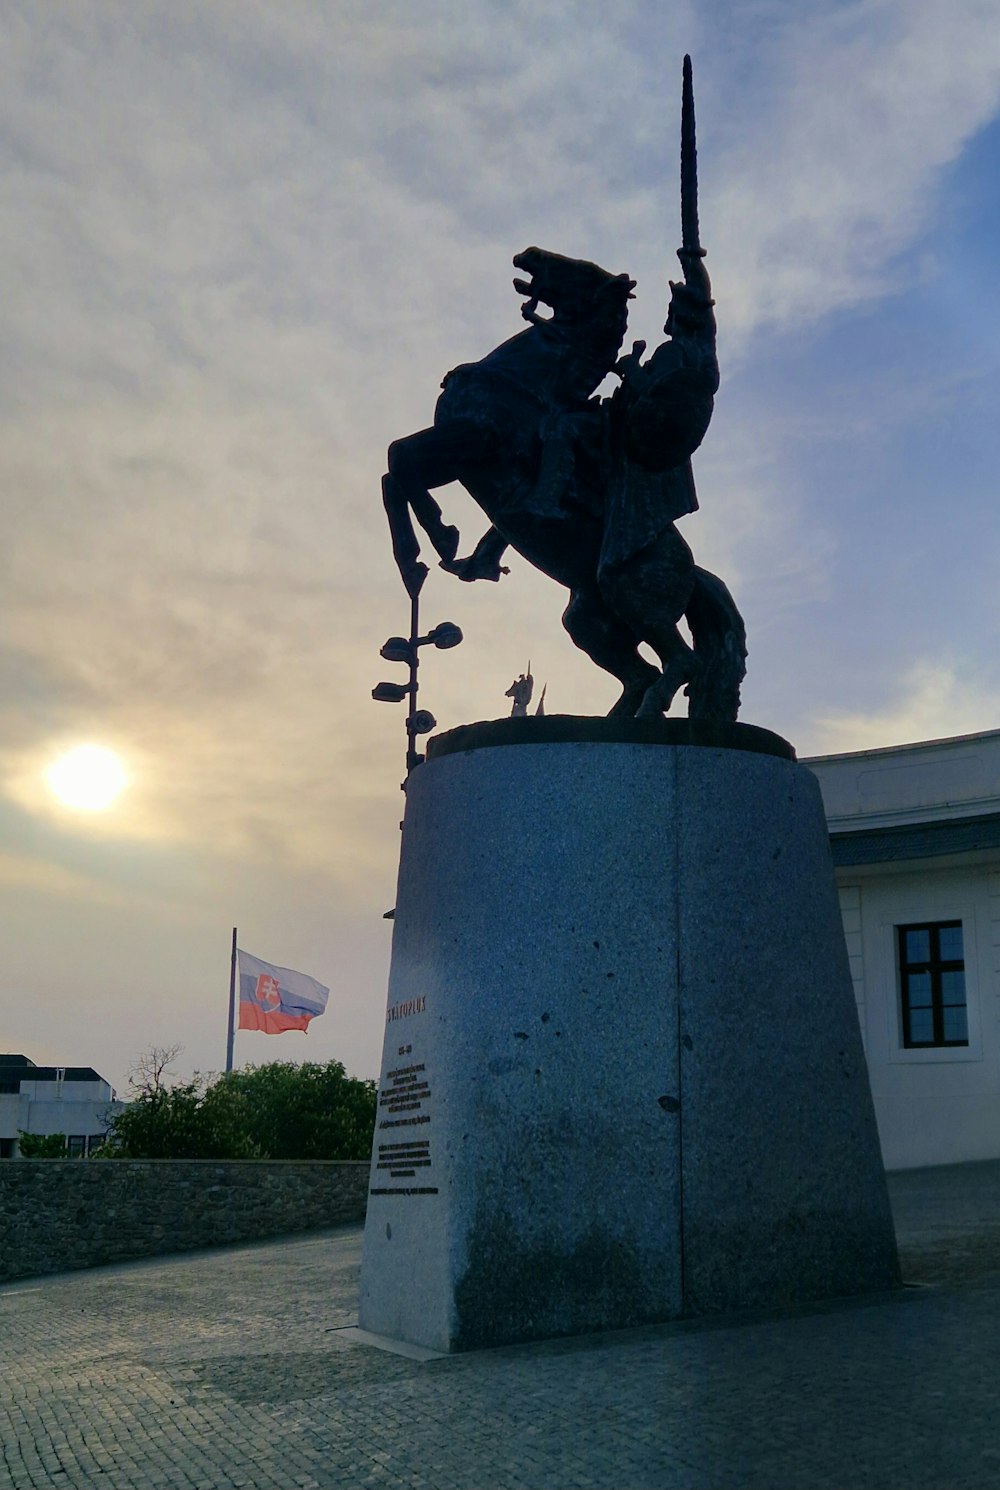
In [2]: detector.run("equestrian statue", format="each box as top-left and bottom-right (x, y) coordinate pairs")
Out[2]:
(381, 57), (746, 721)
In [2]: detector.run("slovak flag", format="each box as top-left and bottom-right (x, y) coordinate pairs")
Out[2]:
(237, 949), (330, 1035)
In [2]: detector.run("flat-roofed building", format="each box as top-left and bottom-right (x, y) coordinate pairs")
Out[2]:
(806, 728), (1000, 1169)
(0, 1054), (126, 1158)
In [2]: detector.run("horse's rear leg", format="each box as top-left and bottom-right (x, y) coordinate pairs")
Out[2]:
(599, 525), (698, 719)
(634, 626), (696, 718)
(562, 587), (658, 717)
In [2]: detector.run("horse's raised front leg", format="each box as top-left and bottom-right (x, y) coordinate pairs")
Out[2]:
(562, 586), (659, 717)
(441, 524), (511, 582)
(382, 472), (428, 598)
(383, 421), (500, 596)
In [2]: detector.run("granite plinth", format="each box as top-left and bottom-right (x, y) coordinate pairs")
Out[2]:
(358, 720), (899, 1352)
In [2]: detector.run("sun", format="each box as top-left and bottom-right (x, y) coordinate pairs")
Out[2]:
(46, 745), (128, 812)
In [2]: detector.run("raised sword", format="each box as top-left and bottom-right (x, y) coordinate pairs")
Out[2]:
(680, 53), (703, 258)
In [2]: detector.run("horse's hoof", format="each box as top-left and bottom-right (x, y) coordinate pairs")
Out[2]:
(438, 525), (460, 563)
(403, 562), (428, 599)
(607, 693), (640, 720)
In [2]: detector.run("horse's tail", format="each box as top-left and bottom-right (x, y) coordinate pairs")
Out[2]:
(684, 566), (747, 722)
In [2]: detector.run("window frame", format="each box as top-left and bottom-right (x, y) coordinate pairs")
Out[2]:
(872, 895), (981, 1067)
(897, 918), (968, 1050)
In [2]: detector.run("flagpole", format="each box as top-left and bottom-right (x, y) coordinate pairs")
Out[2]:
(226, 927), (237, 1073)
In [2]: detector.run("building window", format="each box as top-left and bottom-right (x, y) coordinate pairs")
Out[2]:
(898, 921), (967, 1048)
(67, 1135), (86, 1158)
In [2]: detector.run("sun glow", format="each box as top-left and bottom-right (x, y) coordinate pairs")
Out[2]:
(46, 745), (128, 812)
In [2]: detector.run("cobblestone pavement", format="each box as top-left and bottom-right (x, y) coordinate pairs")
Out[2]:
(4, 1168), (1000, 1490)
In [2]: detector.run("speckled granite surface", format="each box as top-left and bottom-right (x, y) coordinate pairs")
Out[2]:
(359, 727), (898, 1351)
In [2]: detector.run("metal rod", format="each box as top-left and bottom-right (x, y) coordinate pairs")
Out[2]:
(405, 589), (420, 778)
(226, 927), (237, 1073)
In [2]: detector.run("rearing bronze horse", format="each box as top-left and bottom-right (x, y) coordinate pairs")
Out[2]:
(381, 65), (746, 721)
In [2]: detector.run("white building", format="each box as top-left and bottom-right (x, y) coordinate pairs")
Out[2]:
(0, 1055), (126, 1158)
(806, 728), (1000, 1170)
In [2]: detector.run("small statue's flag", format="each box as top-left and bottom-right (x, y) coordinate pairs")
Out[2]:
(236, 949), (330, 1035)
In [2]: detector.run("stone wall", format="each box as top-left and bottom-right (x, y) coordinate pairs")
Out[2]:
(0, 1159), (370, 1283)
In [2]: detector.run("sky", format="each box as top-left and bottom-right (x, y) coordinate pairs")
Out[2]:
(3, 0), (1000, 1093)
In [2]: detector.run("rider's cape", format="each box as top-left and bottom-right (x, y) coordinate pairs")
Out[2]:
(597, 331), (716, 577)
(438, 341), (705, 575)
(599, 455), (698, 576)
(527, 398), (700, 571)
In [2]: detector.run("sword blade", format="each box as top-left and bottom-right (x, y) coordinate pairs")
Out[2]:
(681, 53), (701, 253)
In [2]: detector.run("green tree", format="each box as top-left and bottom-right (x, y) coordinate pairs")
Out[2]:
(209, 1062), (377, 1161)
(100, 1079), (258, 1159)
(101, 1060), (376, 1161)
(17, 1131), (68, 1158)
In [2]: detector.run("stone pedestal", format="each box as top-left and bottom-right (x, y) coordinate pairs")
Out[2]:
(358, 718), (899, 1352)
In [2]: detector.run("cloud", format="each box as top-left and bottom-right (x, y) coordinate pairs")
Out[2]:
(701, 0), (1000, 349)
(805, 660), (1000, 756)
(3, 0), (998, 864)
(3, 2), (1000, 1087)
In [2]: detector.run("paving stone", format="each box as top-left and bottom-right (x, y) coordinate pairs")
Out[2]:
(1, 1176), (999, 1487)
